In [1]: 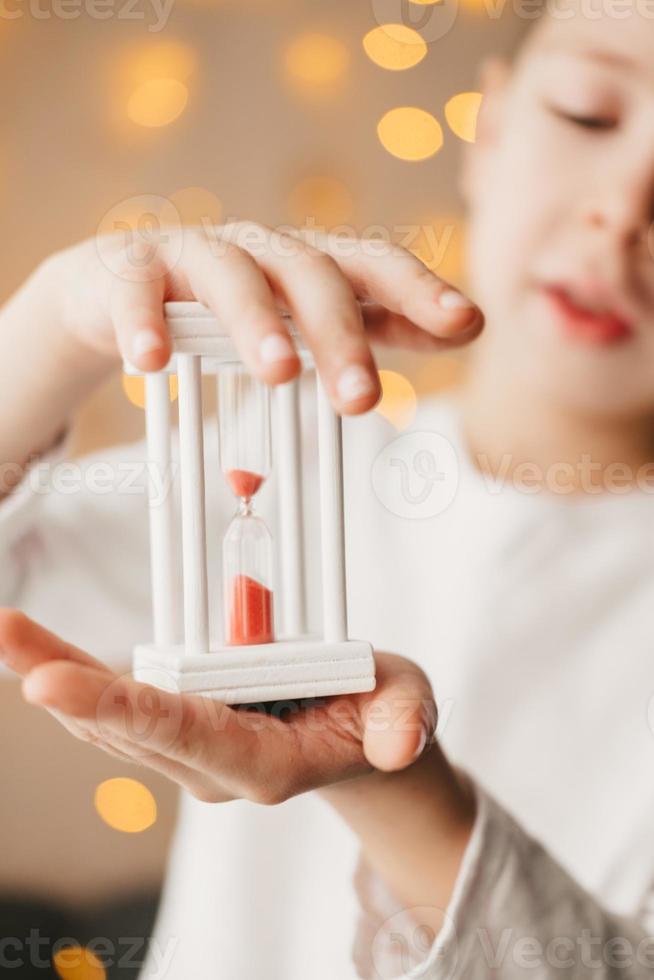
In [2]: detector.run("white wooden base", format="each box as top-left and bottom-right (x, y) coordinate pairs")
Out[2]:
(133, 638), (376, 704)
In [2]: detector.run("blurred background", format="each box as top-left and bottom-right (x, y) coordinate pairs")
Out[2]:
(0, 1), (522, 976)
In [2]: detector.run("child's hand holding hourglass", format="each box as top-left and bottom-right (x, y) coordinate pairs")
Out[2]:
(0, 222), (483, 482)
(0, 612), (434, 801)
(0, 609), (475, 930)
(0, 220), (482, 931)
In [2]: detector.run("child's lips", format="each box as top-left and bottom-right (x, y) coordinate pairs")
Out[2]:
(541, 284), (635, 346)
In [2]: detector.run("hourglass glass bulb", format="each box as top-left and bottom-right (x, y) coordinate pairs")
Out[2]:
(223, 513), (274, 645)
(219, 365), (275, 645)
(219, 366), (271, 501)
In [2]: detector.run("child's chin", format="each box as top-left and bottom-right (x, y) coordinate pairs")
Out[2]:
(537, 358), (653, 420)
(508, 320), (648, 418)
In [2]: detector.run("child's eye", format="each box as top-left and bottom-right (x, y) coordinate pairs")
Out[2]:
(547, 104), (618, 132)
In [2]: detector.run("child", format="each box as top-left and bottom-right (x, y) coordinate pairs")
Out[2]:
(2, 2), (654, 977)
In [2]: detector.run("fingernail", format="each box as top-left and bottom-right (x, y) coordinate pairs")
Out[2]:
(259, 333), (297, 364)
(438, 289), (475, 311)
(411, 726), (429, 763)
(337, 366), (377, 403)
(22, 675), (41, 704)
(132, 329), (164, 359)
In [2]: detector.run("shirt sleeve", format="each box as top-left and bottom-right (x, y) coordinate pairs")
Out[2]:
(0, 435), (71, 606)
(0, 436), (157, 668)
(352, 777), (654, 979)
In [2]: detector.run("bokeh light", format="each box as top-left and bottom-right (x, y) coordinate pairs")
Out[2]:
(122, 373), (178, 409)
(117, 42), (196, 129)
(181, 0), (296, 6)
(458, 0), (488, 11)
(125, 41), (197, 85)
(284, 33), (349, 96)
(95, 778), (157, 833)
(53, 946), (106, 980)
(377, 107), (443, 161)
(127, 79), (189, 128)
(168, 186), (224, 227)
(375, 370), (417, 430)
(362, 24), (427, 71)
(444, 92), (483, 143)
(287, 175), (353, 226)
(409, 214), (467, 287)
(414, 354), (467, 396)
(97, 195), (180, 240)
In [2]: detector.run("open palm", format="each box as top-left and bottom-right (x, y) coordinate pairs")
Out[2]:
(0, 610), (436, 805)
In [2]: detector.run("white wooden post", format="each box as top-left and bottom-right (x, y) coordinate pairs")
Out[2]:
(144, 373), (178, 646)
(177, 354), (210, 655)
(316, 376), (347, 642)
(275, 379), (306, 637)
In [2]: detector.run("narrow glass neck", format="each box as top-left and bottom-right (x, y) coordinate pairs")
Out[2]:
(237, 497), (254, 517)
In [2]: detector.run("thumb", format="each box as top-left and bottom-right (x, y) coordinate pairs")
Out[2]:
(361, 652), (437, 772)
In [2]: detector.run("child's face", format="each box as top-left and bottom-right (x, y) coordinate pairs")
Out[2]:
(465, 5), (654, 419)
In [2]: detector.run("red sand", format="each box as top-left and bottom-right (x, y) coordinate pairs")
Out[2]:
(227, 573), (274, 645)
(225, 469), (264, 499)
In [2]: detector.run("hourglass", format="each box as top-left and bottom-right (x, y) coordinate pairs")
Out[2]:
(128, 301), (375, 704)
(219, 368), (274, 647)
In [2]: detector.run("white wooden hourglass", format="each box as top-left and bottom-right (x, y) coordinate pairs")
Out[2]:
(127, 301), (376, 704)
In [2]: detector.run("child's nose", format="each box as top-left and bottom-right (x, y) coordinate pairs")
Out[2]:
(580, 165), (654, 252)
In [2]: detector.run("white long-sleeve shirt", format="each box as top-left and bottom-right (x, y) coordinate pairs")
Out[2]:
(3, 392), (654, 979)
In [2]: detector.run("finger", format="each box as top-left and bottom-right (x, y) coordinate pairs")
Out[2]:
(52, 711), (137, 764)
(254, 231), (381, 415)
(48, 707), (140, 765)
(22, 659), (121, 714)
(361, 303), (482, 352)
(21, 656), (262, 781)
(360, 652), (437, 773)
(0, 609), (112, 677)
(182, 234), (301, 386)
(108, 265), (171, 372)
(23, 662), (217, 792)
(315, 235), (483, 343)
